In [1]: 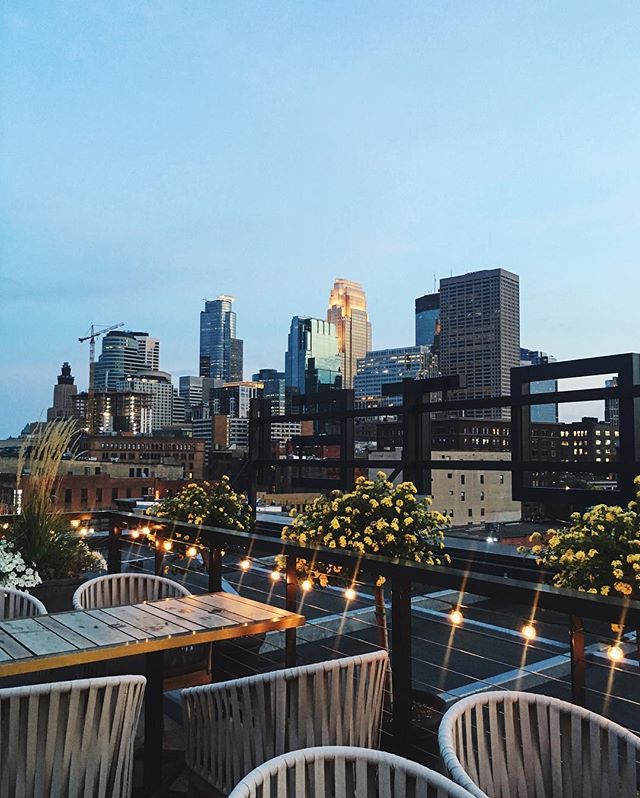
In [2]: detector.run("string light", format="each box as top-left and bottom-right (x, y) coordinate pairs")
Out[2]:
(87, 527), (95, 535)
(607, 643), (624, 663)
(344, 587), (357, 601)
(521, 623), (537, 641)
(162, 540), (173, 552)
(79, 528), (88, 537)
(131, 529), (140, 540)
(70, 520), (80, 529)
(240, 559), (251, 571)
(142, 526), (151, 536)
(301, 579), (312, 592)
(186, 546), (198, 558)
(449, 608), (464, 626)
(270, 570), (282, 582)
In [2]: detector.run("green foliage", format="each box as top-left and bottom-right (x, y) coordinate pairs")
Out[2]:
(145, 477), (252, 548)
(521, 476), (640, 600)
(280, 472), (450, 587)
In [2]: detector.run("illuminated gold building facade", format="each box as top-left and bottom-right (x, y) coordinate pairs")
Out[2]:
(327, 278), (372, 389)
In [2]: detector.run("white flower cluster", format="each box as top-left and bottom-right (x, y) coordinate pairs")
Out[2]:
(88, 549), (108, 573)
(0, 539), (41, 589)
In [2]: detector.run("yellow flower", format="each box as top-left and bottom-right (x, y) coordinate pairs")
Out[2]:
(600, 586), (610, 596)
(613, 568), (624, 579)
(376, 576), (386, 587)
(588, 549), (598, 558)
(330, 518), (341, 530)
(404, 517), (413, 526)
(574, 551), (586, 561)
(370, 499), (379, 509)
(396, 500), (404, 508)
(614, 582), (633, 596)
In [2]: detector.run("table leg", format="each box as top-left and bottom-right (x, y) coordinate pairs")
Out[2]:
(144, 650), (164, 795)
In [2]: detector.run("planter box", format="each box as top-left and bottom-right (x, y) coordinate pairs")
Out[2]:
(29, 577), (86, 613)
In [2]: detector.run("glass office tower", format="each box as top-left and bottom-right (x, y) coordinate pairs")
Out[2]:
(415, 293), (440, 347)
(327, 279), (372, 389)
(199, 296), (244, 382)
(285, 317), (342, 394)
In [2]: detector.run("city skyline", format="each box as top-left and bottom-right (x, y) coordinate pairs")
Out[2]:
(2, 3), (639, 435)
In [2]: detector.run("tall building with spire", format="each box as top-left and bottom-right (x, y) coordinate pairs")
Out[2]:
(47, 362), (78, 421)
(327, 278), (372, 389)
(199, 296), (243, 382)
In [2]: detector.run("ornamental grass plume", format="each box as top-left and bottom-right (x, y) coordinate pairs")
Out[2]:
(279, 472), (450, 649)
(11, 419), (106, 579)
(522, 476), (640, 601)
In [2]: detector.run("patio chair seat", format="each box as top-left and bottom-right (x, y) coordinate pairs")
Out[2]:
(0, 587), (47, 618)
(182, 651), (389, 796)
(0, 675), (145, 798)
(438, 690), (640, 798)
(227, 745), (474, 797)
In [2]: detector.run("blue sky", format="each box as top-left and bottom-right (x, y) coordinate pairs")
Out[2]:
(1, 1), (639, 436)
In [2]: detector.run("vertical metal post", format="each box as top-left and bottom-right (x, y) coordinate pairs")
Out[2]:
(339, 389), (355, 491)
(208, 546), (222, 593)
(285, 554), (297, 667)
(107, 517), (121, 574)
(570, 615), (586, 707)
(154, 535), (164, 576)
(391, 575), (412, 752)
(144, 650), (165, 793)
(247, 398), (262, 520)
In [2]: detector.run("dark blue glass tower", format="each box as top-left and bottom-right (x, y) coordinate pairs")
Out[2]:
(199, 296), (243, 382)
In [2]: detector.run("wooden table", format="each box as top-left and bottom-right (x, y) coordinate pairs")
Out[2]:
(0, 591), (305, 795)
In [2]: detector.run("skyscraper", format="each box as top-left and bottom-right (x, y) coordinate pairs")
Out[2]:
(93, 331), (155, 391)
(605, 377), (619, 427)
(117, 370), (174, 431)
(355, 346), (438, 408)
(199, 296), (243, 382)
(47, 362), (78, 421)
(415, 293), (440, 348)
(440, 268), (520, 419)
(285, 317), (342, 394)
(327, 279), (372, 389)
(520, 348), (559, 423)
(252, 369), (286, 414)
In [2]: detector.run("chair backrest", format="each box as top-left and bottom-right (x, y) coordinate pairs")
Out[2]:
(183, 650), (389, 795)
(439, 690), (640, 798)
(0, 587), (47, 618)
(73, 572), (191, 610)
(228, 746), (474, 797)
(0, 675), (145, 798)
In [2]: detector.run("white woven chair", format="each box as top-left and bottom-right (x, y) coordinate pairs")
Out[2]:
(182, 651), (389, 796)
(72, 572), (191, 609)
(227, 746), (474, 797)
(439, 690), (640, 798)
(0, 587), (47, 618)
(0, 675), (145, 798)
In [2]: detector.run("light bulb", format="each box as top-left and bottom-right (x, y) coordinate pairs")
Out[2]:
(79, 528), (88, 536)
(70, 519), (80, 529)
(240, 559), (251, 571)
(301, 579), (312, 592)
(607, 644), (624, 662)
(521, 623), (537, 641)
(131, 529), (140, 539)
(186, 546), (198, 558)
(162, 540), (172, 552)
(344, 587), (357, 601)
(270, 570), (281, 582)
(449, 609), (464, 626)
(142, 525), (151, 535)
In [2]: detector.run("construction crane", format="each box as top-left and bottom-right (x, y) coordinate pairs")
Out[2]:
(78, 323), (124, 390)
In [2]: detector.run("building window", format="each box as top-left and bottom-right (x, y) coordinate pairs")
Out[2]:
(480, 474), (484, 484)
(468, 508), (473, 518)
(447, 473), (452, 479)
(80, 488), (88, 506)
(499, 474), (505, 484)
(460, 491), (465, 501)
(112, 488), (119, 501)
(129, 468), (135, 477)
(480, 508), (485, 517)
(96, 488), (103, 504)
(126, 487), (132, 499)
(480, 491), (485, 501)
(449, 489), (454, 496)
(64, 488), (72, 505)
(460, 475), (465, 485)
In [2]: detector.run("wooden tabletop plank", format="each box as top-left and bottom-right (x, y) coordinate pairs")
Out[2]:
(86, 609), (151, 641)
(99, 604), (197, 636)
(52, 612), (137, 646)
(153, 597), (238, 629)
(0, 631), (33, 660)
(0, 592), (305, 678)
(37, 616), (98, 649)
(189, 592), (287, 622)
(0, 619), (78, 657)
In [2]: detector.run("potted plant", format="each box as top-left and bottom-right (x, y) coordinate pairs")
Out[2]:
(522, 476), (640, 658)
(279, 471), (450, 751)
(0, 537), (42, 589)
(145, 477), (252, 559)
(9, 419), (107, 611)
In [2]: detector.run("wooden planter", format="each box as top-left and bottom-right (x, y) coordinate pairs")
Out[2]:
(29, 576), (86, 613)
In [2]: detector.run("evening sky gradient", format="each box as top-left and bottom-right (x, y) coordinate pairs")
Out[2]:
(1, 2), (639, 436)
